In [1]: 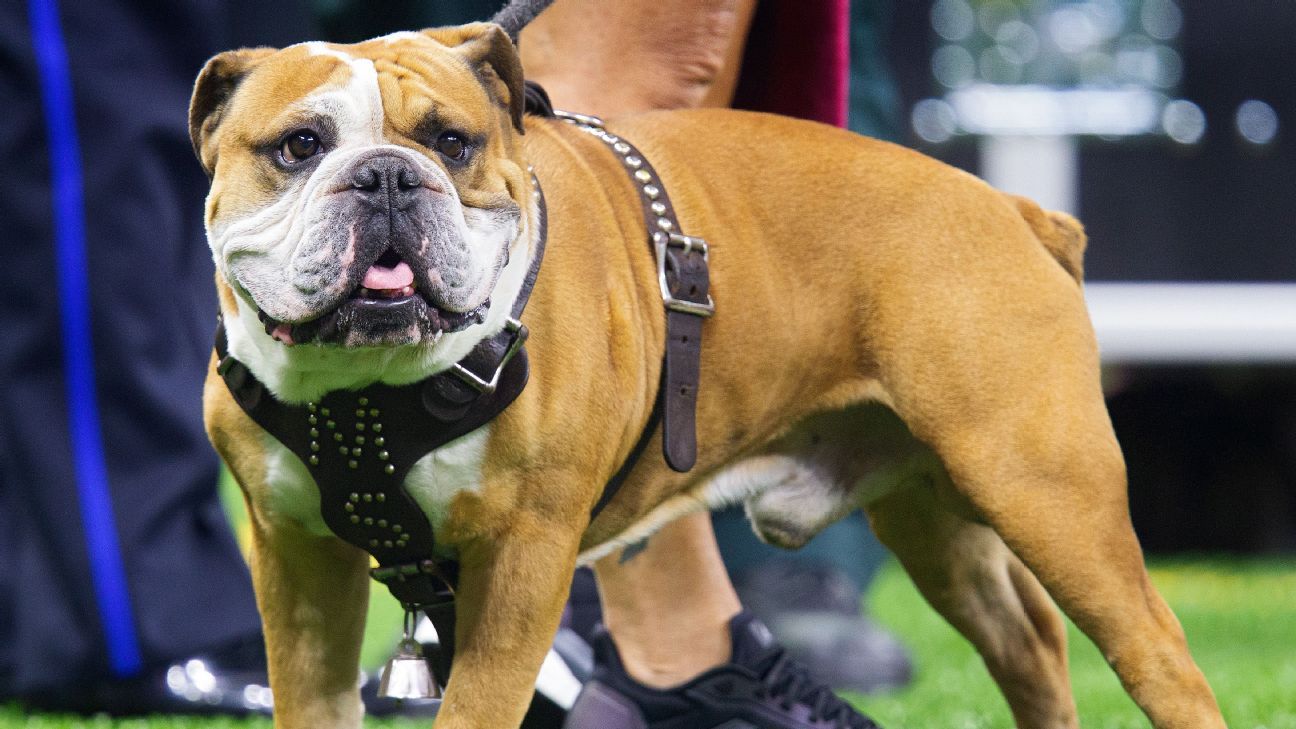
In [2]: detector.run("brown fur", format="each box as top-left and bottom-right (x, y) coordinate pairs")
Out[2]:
(198, 30), (1224, 729)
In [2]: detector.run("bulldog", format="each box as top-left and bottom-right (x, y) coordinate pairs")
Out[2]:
(191, 23), (1225, 729)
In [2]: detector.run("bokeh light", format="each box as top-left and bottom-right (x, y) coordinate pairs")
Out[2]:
(912, 98), (960, 143)
(1235, 99), (1279, 146)
(1162, 99), (1206, 144)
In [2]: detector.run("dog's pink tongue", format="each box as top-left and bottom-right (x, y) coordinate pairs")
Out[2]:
(362, 260), (414, 290)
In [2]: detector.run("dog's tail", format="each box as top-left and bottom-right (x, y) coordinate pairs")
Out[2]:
(1008, 194), (1087, 284)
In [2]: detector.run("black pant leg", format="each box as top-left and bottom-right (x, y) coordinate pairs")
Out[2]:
(0, 0), (304, 694)
(0, 0), (116, 693)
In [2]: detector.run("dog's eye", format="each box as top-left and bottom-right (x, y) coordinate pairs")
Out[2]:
(280, 130), (322, 163)
(435, 131), (468, 162)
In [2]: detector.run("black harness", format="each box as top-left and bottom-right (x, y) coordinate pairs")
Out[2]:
(213, 86), (713, 685)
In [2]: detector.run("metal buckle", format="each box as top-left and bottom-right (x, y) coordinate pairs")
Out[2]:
(654, 232), (715, 318)
(449, 317), (528, 394)
(553, 109), (606, 128)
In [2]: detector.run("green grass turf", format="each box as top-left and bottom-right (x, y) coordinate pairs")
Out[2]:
(5, 557), (1292, 727)
(852, 557), (1296, 728)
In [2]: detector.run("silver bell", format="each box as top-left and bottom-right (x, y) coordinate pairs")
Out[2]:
(377, 636), (441, 700)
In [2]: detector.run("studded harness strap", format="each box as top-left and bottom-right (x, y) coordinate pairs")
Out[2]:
(212, 85), (713, 686)
(551, 109), (715, 479)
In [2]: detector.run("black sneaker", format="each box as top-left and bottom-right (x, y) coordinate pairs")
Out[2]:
(563, 612), (881, 729)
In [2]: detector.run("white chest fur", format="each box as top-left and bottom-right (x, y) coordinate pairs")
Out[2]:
(260, 426), (491, 544)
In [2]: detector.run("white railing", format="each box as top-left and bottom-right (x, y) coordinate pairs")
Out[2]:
(1085, 282), (1296, 363)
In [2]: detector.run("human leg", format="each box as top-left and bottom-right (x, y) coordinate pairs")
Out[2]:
(571, 512), (877, 729)
(591, 512), (741, 688)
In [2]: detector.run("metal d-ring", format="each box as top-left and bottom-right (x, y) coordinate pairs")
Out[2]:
(449, 318), (529, 394)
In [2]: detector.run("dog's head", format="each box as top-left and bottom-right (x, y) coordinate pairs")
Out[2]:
(191, 25), (535, 396)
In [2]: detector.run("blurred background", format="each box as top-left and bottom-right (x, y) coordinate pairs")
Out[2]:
(891, 0), (1296, 555)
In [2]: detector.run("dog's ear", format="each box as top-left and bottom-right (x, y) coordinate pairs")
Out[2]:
(425, 23), (526, 134)
(189, 47), (276, 176)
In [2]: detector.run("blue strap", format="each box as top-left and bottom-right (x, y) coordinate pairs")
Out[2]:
(28, 0), (144, 678)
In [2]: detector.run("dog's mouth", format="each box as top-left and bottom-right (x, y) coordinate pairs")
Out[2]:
(256, 248), (487, 346)
(355, 247), (419, 301)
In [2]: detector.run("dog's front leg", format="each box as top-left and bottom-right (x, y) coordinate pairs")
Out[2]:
(248, 511), (370, 729)
(434, 511), (584, 729)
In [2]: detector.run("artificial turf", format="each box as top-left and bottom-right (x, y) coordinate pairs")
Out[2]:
(857, 557), (1296, 728)
(3, 557), (1293, 728)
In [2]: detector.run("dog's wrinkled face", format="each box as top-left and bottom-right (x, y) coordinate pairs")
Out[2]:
(191, 25), (531, 363)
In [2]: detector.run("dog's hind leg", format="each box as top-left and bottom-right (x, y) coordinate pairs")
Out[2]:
(866, 477), (1079, 729)
(865, 237), (1226, 727)
(928, 407), (1225, 729)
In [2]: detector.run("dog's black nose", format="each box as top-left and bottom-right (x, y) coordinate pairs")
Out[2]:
(350, 155), (423, 197)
